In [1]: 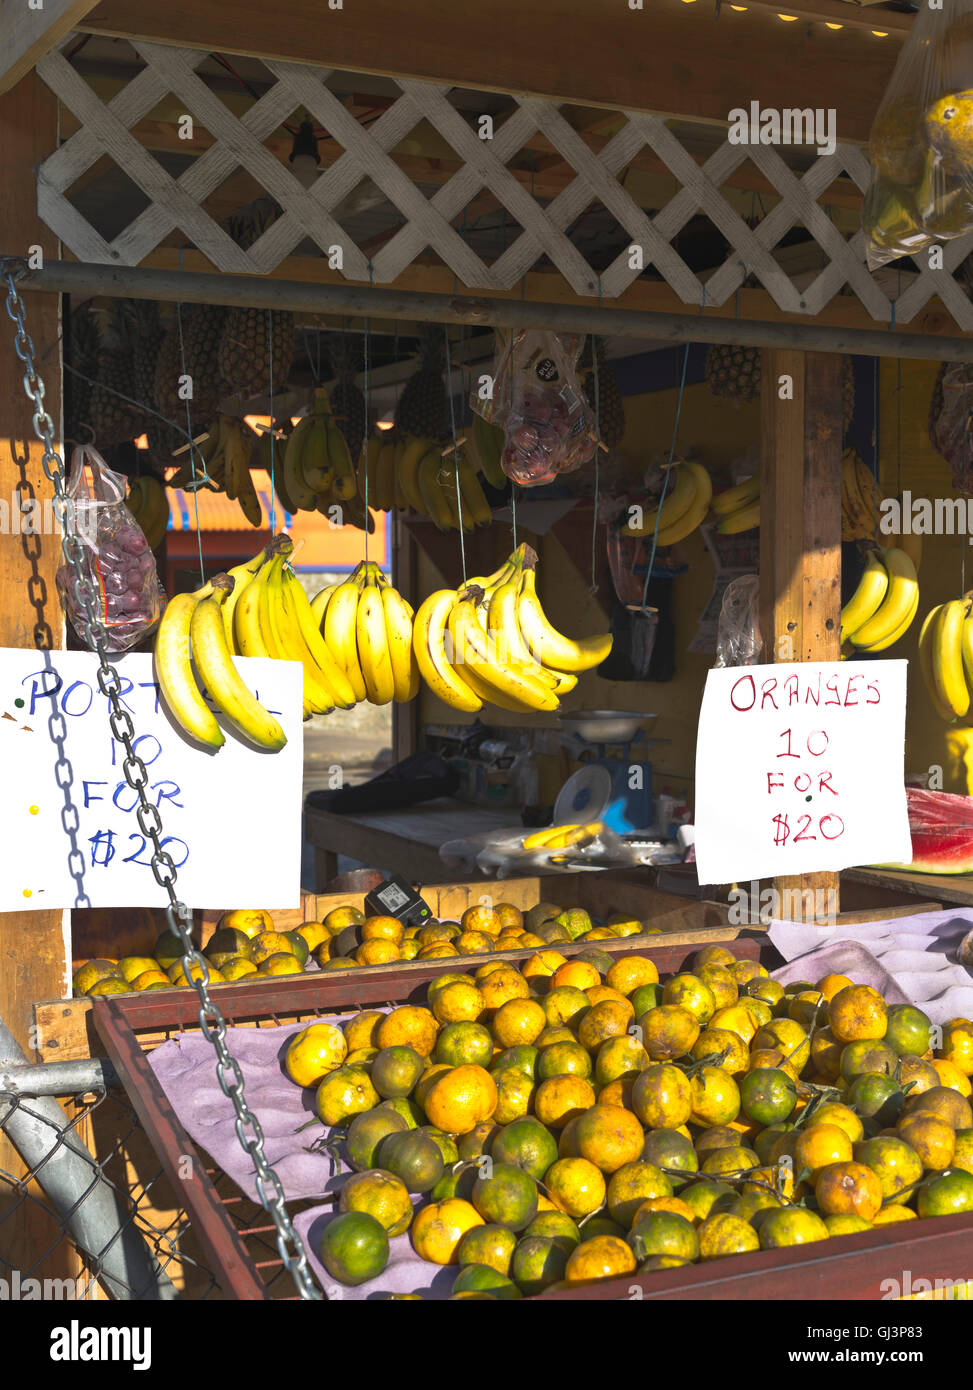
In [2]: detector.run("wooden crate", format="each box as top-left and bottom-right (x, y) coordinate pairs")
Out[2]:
(80, 933), (973, 1303)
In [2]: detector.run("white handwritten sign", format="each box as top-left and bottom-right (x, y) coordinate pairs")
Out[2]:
(694, 661), (911, 885)
(0, 648), (304, 911)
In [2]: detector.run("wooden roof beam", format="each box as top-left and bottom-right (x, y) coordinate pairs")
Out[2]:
(0, 0), (101, 95)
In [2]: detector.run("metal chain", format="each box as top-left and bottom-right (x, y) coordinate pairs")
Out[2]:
(2, 259), (321, 1301)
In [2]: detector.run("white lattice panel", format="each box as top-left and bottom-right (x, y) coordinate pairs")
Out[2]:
(32, 37), (973, 331)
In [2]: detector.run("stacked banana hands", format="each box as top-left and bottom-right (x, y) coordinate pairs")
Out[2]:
(413, 542), (612, 715)
(619, 458), (758, 545)
(360, 413), (504, 532)
(155, 535), (417, 752)
(126, 474), (170, 551)
(839, 542), (921, 656)
(919, 595), (973, 722)
(281, 395), (374, 532)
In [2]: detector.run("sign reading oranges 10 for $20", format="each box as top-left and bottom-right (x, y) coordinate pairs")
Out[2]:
(0, 647), (303, 911)
(694, 662), (911, 888)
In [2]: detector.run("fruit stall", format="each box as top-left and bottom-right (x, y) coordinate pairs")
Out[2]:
(1, 0), (973, 1310)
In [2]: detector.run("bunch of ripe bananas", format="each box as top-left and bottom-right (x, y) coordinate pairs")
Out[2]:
(314, 560), (420, 707)
(839, 544), (920, 654)
(711, 475), (760, 535)
(168, 415), (265, 527)
(620, 460), (716, 544)
(522, 820), (604, 853)
(359, 434), (494, 531)
(281, 396), (373, 532)
(154, 535), (366, 751)
(841, 447), (881, 542)
(919, 595), (973, 721)
(126, 473), (170, 551)
(413, 543), (612, 715)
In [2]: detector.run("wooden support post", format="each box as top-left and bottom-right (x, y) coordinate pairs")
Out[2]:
(391, 512), (418, 764)
(760, 350), (843, 923)
(0, 74), (78, 1284)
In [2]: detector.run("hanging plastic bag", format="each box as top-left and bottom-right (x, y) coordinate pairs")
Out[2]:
(713, 573), (762, 668)
(55, 445), (166, 652)
(864, 0), (973, 269)
(471, 330), (597, 485)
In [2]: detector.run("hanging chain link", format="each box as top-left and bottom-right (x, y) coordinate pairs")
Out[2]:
(2, 260), (321, 1300)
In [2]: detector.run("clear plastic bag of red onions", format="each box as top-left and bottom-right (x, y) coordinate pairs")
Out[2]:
(55, 445), (166, 652)
(472, 330), (597, 486)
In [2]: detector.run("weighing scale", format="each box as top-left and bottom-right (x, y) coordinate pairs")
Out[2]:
(558, 710), (671, 835)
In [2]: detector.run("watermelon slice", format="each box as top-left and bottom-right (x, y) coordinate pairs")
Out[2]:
(872, 787), (973, 874)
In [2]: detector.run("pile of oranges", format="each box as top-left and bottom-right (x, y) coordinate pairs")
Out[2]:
(71, 902), (654, 996)
(281, 943), (973, 1298)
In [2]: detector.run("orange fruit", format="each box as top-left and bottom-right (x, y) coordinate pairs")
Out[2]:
(496, 932), (525, 950)
(574, 1104), (644, 1175)
(413, 1063), (457, 1112)
(461, 905), (503, 937)
(536, 1039), (592, 1081)
(454, 931), (495, 956)
(534, 1075), (597, 1130)
(118, 956), (164, 985)
(518, 932), (547, 949)
(905, 1085), (973, 1129)
(545, 1157), (607, 1218)
(322, 905), (364, 934)
(456, 1223), (518, 1276)
(318, 957), (358, 973)
(376, 1006), (439, 1057)
(897, 1112), (957, 1170)
(853, 1136), (923, 1205)
(249, 931), (295, 964)
(816, 973), (854, 1002)
(690, 1028), (750, 1076)
(314, 1066), (380, 1126)
(361, 915), (405, 945)
(758, 1208), (829, 1249)
(606, 955), (659, 996)
(418, 923), (460, 947)
(355, 939), (401, 966)
(595, 1035), (649, 1088)
(811, 1102), (864, 1145)
(692, 945), (737, 969)
(551, 960), (601, 993)
(522, 949), (567, 984)
(131, 969), (174, 990)
(698, 1212), (760, 1260)
(689, 1066), (740, 1128)
(495, 903), (524, 931)
(431, 980), (485, 1025)
(930, 1058), (973, 1098)
(419, 944), (460, 960)
(941, 1020), (973, 1076)
(435, 1021), (493, 1068)
(577, 1000), (633, 1053)
(708, 1005), (758, 1045)
(219, 908), (273, 939)
(871, 1205), (917, 1227)
(662, 973), (717, 1027)
(492, 997), (547, 1048)
(343, 1010), (385, 1051)
(543, 986), (591, 1029)
(828, 985), (888, 1044)
(696, 965), (738, 1010)
(493, 1068), (536, 1124)
(471, 1163), (539, 1230)
(639, 1005), (700, 1061)
(479, 967), (530, 1016)
(729, 959), (768, 985)
(632, 1063), (692, 1130)
(255, 952), (301, 977)
(752, 1018), (810, 1073)
(631, 1196), (696, 1226)
(627, 1209), (698, 1263)
(339, 1169), (413, 1236)
(598, 1076), (638, 1109)
(585, 984), (633, 1011)
(423, 1064), (498, 1134)
(900, 1056), (941, 1096)
(916, 1168), (973, 1218)
(284, 1022), (348, 1087)
(809, 1026), (844, 1082)
(295, 921), (329, 952)
(814, 1161), (883, 1222)
(411, 1199), (484, 1264)
(794, 1123), (854, 1176)
(564, 1235), (635, 1283)
(605, 1160), (672, 1226)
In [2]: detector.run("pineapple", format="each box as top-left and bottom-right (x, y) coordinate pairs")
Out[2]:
(327, 332), (367, 461)
(217, 306), (295, 400)
(153, 321), (183, 421)
(87, 301), (144, 449)
(394, 325), (449, 440)
(706, 345), (855, 430)
(131, 299), (164, 409)
(579, 336), (625, 450)
(183, 303), (228, 418)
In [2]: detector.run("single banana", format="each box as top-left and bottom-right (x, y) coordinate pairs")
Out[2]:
(222, 417), (242, 503)
(962, 599), (973, 701)
(918, 605), (956, 722)
(456, 455), (493, 526)
(311, 583), (338, 629)
(487, 553), (560, 685)
(283, 570), (358, 708)
(327, 417), (357, 500)
(268, 564), (339, 715)
(652, 462), (713, 545)
(324, 565), (368, 703)
(412, 589), (483, 713)
(449, 593), (559, 712)
(848, 546), (918, 648)
(711, 475), (760, 517)
(190, 577), (287, 751)
(523, 823), (577, 851)
(516, 557), (612, 673)
(155, 584), (224, 749)
(854, 590), (919, 653)
(621, 462), (696, 537)
(234, 550), (278, 659)
(282, 414), (318, 510)
(381, 580), (420, 703)
(221, 545), (268, 654)
(840, 549), (889, 643)
(470, 411), (507, 490)
(356, 562), (396, 705)
(933, 599), (970, 718)
(397, 436), (431, 511)
(417, 449), (454, 529)
(374, 438), (398, 511)
(301, 416), (333, 493)
(716, 500), (759, 535)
